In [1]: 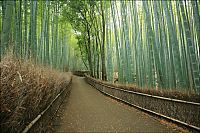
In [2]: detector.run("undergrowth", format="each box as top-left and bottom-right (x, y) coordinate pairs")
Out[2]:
(0, 55), (71, 132)
(89, 76), (200, 103)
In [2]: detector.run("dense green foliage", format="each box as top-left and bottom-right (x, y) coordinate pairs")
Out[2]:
(0, 0), (84, 71)
(1, 0), (199, 92)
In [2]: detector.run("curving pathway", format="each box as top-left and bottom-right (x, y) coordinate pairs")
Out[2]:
(51, 76), (184, 132)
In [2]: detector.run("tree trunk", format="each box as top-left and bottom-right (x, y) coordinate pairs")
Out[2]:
(100, 0), (107, 81)
(1, 1), (14, 59)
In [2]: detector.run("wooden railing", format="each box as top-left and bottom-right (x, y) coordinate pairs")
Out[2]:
(73, 70), (90, 77)
(85, 75), (200, 132)
(22, 78), (72, 133)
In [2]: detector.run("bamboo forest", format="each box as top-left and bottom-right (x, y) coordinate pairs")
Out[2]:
(0, 0), (200, 132)
(1, 0), (199, 92)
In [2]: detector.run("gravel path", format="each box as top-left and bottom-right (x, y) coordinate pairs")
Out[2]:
(52, 76), (184, 132)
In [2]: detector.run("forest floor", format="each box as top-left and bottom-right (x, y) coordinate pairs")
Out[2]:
(50, 76), (187, 132)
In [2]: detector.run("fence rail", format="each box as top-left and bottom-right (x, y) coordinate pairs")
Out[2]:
(85, 75), (200, 132)
(22, 78), (72, 133)
(73, 70), (90, 77)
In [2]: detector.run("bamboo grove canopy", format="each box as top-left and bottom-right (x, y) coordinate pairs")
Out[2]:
(0, 0), (199, 93)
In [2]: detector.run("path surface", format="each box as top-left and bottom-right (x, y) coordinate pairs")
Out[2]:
(51, 76), (183, 132)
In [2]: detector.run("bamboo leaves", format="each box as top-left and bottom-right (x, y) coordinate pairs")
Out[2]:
(0, 0), (199, 93)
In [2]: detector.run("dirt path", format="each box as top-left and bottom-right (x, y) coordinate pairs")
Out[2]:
(51, 76), (183, 132)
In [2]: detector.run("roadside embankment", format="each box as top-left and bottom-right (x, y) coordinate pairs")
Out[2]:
(0, 56), (72, 132)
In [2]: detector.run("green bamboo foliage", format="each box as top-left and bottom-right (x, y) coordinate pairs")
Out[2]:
(13, 0), (22, 58)
(179, 1), (200, 91)
(105, 1), (199, 92)
(45, 0), (50, 65)
(111, 1), (123, 83)
(1, 1), (14, 57)
(23, 0), (28, 59)
(191, 1), (200, 56)
(0, 0), (199, 93)
(163, 1), (184, 89)
(175, 1), (190, 89)
(153, 1), (164, 88)
(28, 0), (37, 60)
(143, 1), (156, 88)
(1, 0), (76, 71)
(121, 1), (133, 83)
(106, 4), (113, 82)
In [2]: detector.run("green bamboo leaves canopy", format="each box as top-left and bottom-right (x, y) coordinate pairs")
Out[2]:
(0, 0), (199, 92)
